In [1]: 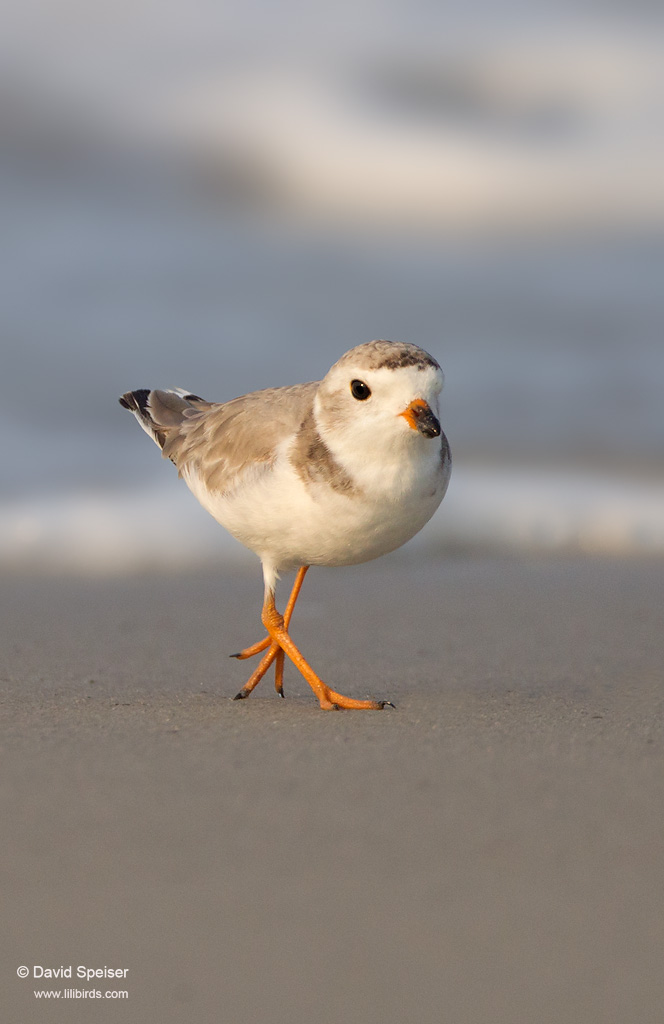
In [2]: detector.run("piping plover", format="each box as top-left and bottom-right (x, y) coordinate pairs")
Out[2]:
(120, 340), (451, 709)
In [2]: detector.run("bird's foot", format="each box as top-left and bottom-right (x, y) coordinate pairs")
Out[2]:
(260, 599), (395, 711)
(230, 641), (282, 701)
(274, 649), (286, 698)
(318, 688), (395, 710)
(229, 635), (271, 660)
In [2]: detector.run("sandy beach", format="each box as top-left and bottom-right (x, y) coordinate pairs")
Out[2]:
(2, 553), (663, 1023)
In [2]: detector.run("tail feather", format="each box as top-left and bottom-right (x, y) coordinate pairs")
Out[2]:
(119, 387), (209, 450)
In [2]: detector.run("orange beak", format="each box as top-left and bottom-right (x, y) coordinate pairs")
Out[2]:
(399, 398), (441, 439)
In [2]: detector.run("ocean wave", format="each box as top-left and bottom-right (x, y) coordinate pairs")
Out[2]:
(0, 487), (251, 575)
(3, 19), (663, 231)
(439, 466), (664, 555)
(154, 48), (664, 231)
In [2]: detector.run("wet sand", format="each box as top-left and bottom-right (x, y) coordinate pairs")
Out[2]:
(2, 555), (663, 1023)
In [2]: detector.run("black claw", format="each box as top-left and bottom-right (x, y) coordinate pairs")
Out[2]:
(380, 701), (396, 709)
(229, 652), (242, 659)
(233, 690), (249, 701)
(278, 689), (285, 699)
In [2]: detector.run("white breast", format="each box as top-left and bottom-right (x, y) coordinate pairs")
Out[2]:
(182, 437), (449, 573)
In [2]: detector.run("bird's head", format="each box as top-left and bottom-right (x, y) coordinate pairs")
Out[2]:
(315, 340), (444, 461)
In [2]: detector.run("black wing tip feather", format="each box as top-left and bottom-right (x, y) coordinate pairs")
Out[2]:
(119, 389), (151, 414)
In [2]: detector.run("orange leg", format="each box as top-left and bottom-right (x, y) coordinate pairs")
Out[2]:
(260, 589), (393, 711)
(232, 567), (309, 700)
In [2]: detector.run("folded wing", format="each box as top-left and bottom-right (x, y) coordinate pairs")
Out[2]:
(120, 382), (319, 495)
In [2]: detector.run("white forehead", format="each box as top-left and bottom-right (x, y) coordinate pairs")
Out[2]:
(327, 358), (444, 400)
(328, 340), (442, 388)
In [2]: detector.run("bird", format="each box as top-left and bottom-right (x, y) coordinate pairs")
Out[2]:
(119, 339), (451, 709)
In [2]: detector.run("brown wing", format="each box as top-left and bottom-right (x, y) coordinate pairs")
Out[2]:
(158, 382), (319, 494)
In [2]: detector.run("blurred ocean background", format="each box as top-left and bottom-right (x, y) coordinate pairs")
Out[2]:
(2, 0), (663, 572)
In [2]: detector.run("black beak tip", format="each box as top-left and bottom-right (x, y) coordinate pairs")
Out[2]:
(408, 401), (441, 440)
(416, 411), (441, 439)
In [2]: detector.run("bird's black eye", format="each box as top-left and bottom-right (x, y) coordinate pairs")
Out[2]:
(350, 379), (371, 401)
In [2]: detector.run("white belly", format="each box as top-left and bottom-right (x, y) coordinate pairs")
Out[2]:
(183, 452), (449, 572)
